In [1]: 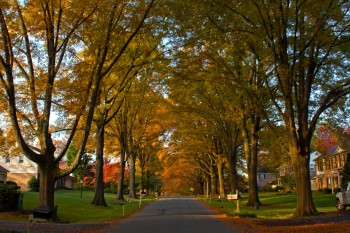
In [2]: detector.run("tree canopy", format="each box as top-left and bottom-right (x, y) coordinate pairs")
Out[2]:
(1, 0), (350, 219)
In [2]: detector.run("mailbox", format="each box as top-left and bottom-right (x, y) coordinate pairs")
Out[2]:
(227, 194), (240, 200)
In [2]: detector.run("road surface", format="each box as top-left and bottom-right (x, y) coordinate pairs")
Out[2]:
(103, 196), (240, 233)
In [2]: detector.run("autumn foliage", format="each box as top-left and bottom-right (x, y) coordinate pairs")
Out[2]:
(312, 125), (350, 154)
(312, 125), (340, 154)
(103, 162), (129, 185)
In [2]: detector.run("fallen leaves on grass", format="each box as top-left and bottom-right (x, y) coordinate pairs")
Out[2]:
(227, 212), (350, 233)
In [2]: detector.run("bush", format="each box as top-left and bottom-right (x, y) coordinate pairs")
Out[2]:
(260, 185), (274, 192)
(322, 188), (332, 194)
(0, 182), (21, 211)
(333, 187), (341, 193)
(28, 177), (39, 192)
(73, 182), (94, 191)
(104, 181), (118, 194)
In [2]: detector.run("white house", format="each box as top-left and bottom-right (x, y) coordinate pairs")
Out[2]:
(1, 147), (75, 191)
(0, 154), (38, 191)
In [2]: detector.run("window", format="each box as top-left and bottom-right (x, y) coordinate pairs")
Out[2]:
(326, 159), (330, 170)
(341, 154), (346, 167)
(333, 157), (337, 168)
(318, 160), (324, 172)
(18, 156), (23, 163)
(259, 174), (266, 180)
(5, 157), (10, 163)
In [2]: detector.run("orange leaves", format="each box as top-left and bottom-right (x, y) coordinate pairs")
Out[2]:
(103, 162), (129, 184)
(312, 125), (341, 154)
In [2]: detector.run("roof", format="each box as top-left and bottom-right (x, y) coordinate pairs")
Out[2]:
(0, 165), (9, 173)
(314, 143), (350, 161)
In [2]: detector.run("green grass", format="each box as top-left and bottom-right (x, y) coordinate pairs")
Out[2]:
(203, 191), (337, 219)
(0, 189), (156, 223)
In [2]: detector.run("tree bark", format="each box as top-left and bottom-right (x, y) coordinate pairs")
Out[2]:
(290, 137), (317, 217)
(91, 122), (107, 206)
(241, 110), (260, 208)
(38, 162), (56, 214)
(128, 153), (137, 198)
(210, 166), (217, 195)
(217, 161), (225, 197)
(117, 150), (126, 200)
(227, 141), (239, 193)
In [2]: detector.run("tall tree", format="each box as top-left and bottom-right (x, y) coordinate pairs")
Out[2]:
(0, 0), (99, 217)
(221, 0), (350, 216)
(78, 0), (156, 206)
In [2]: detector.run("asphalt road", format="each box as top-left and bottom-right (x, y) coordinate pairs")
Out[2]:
(103, 196), (240, 233)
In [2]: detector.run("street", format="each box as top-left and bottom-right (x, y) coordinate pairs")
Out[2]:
(103, 196), (239, 233)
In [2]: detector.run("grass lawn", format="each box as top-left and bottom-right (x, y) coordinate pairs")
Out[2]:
(203, 191), (337, 219)
(0, 189), (156, 223)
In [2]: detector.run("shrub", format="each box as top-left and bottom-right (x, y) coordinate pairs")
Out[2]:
(104, 181), (118, 194)
(0, 182), (21, 211)
(333, 187), (341, 193)
(5, 181), (18, 186)
(260, 185), (274, 192)
(28, 177), (39, 192)
(322, 188), (332, 194)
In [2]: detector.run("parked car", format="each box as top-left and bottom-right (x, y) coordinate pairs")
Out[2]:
(336, 182), (350, 211)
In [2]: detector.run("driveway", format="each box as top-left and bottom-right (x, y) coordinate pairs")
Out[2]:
(103, 196), (240, 233)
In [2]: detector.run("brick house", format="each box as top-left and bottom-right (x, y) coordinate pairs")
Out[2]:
(314, 144), (350, 192)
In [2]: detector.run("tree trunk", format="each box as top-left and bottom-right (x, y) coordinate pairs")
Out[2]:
(241, 113), (260, 208)
(210, 166), (217, 195)
(38, 163), (56, 215)
(199, 177), (204, 195)
(291, 146), (317, 217)
(217, 161), (225, 197)
(228, 150), (238, 193)
(146, 173), (150, 194)
(91, 123), (107, 206)
(117, 158), (126, 200)
(128, 153), (137, 198)
(247, 123), (260, 208)
(224, 127), (239, 193)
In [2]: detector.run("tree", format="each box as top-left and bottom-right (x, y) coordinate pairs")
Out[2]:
(312, 125), (340, 154)
(167, 0), (350, 216)
(342, 153), (350, 186)
(0, 0), (99, 217)
(75, 0), (156, 207)
(225, 0), (350, 217)
(66, 145), (94, 184)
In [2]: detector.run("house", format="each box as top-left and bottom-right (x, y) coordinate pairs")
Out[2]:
(314, 144), (350, 192)
(0, 148), (75, 190)
(257, 168), (278, 190)
(1, 154), (38, 191)
(55, 161), (76, 189)
(0, 165), (9, 182)
(278, 151), (319, 191)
